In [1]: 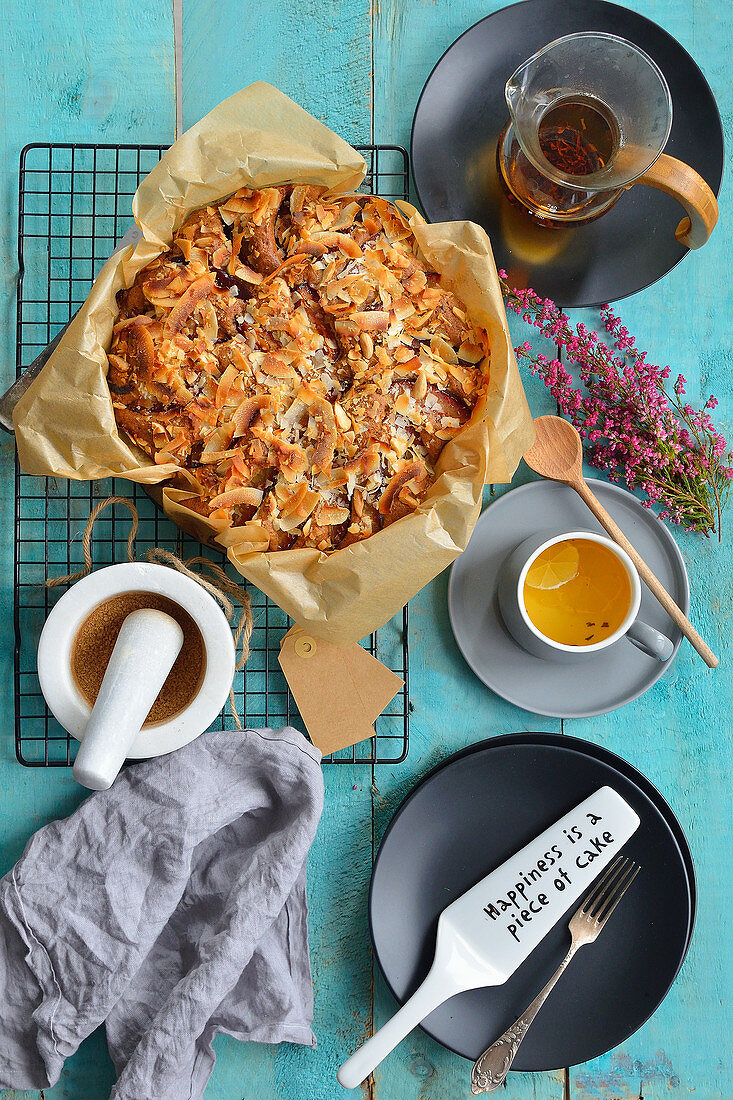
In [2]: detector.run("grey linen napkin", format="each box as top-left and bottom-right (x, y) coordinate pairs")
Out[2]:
(0, 726), (324, 1099)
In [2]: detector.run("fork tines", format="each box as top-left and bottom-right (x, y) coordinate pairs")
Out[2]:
(582, 855), (641, 924)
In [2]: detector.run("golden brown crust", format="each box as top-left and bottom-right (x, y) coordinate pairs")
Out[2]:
(108, 185), (490, 551)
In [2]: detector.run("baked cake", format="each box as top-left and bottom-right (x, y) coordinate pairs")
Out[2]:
(108, 186), (489, 552)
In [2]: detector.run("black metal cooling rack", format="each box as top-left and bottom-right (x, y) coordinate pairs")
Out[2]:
(13, 142), (410, 767)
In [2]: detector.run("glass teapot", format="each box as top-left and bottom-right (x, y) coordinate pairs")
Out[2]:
(497, 32), (718, 247)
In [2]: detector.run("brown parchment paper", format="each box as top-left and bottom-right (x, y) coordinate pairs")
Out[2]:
(13, 82), (534, 645)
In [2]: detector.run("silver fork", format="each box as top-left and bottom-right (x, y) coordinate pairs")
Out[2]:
(470, 855), (641, 1094)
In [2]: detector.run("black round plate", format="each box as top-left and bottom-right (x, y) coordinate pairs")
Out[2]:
(411, 0), (724, 306)
(369, 733), (695, 1069)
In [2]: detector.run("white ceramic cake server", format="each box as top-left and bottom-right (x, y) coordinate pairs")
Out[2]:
(337, 785), (639, 1090)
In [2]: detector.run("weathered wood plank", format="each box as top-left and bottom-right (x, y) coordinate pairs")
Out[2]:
(373, 0), (731, 1095)
(181, 4), (376, 1099)
(371, 0), (562, 1094)
(0, 2), (174, 1099)
(564, 1), (733, 1096)
(181, 0), (372, 144)
(566, 305), (733, 1095)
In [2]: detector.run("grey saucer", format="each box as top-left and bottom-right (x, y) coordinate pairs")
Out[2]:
(448, 480), (690, 717)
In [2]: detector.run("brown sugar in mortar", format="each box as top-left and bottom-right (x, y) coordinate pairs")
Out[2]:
(72, 591), (206, 725)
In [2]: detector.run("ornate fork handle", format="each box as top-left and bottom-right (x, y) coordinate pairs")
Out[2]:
(470, 945), (578, 1094)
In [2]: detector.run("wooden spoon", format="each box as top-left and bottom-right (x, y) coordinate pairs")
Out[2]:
(523, 415), (718, 669)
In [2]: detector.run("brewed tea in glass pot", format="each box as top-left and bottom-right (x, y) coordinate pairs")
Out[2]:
(497, 32), (718, 247)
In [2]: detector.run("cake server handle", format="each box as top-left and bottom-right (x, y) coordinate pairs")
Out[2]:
(337, 957), (463, 1090)
(0, 224), (142, 433)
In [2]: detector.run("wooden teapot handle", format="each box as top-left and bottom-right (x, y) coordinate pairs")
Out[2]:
(635, 152), (719, 249)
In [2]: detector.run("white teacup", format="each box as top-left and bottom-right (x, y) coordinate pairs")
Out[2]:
(497, 529), (674, 663)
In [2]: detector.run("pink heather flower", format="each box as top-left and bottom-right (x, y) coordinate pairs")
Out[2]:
(499, 277), (731, 538)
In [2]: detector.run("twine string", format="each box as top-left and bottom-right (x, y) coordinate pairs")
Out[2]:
(144, 547), (254, 669)
(45, 496), (253, 729)
(46, 495), (139, 586)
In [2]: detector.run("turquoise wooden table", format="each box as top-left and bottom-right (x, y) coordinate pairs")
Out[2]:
(0, 1), (730, 1097)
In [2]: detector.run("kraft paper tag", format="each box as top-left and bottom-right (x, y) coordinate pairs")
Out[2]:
(278, 626), (403, 756)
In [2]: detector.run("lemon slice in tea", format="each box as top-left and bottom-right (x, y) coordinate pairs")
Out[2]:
(525, 543), (580, 590)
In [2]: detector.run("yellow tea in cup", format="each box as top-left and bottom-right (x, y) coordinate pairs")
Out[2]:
(523, 538), (632, 646)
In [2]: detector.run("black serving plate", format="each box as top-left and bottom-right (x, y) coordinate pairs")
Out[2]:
(411, 0), (724, 306)
(369, 733), (695, 1069)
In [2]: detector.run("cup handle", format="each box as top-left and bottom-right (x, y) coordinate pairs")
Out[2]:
(634, 152), (718, 249)
(626, 619), (675, 663)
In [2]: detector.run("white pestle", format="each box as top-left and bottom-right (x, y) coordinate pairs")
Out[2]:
(72, 608), (184, 791)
